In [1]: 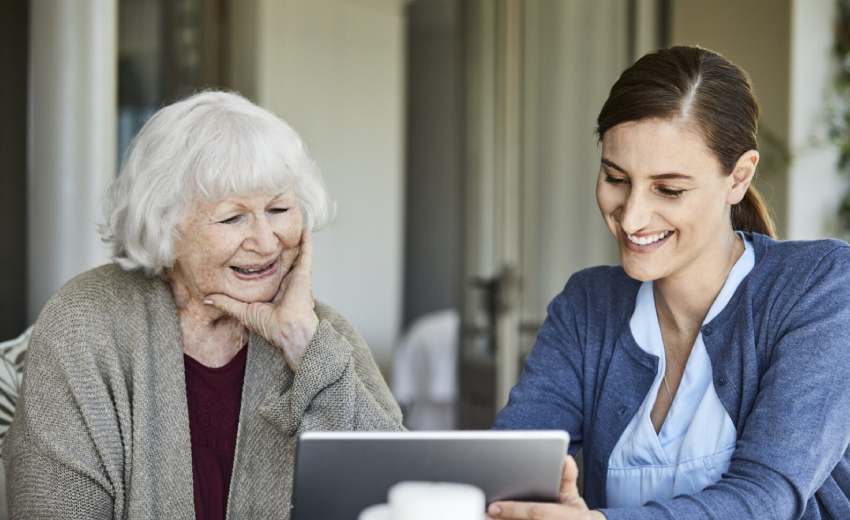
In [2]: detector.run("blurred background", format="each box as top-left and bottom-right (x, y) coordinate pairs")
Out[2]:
(0, 0), (847, 438)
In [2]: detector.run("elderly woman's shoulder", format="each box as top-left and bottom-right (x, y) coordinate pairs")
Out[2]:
(22, 264), (172, 374)
(36, 264), (169, 334)
(312, 300), (385, 378)
(313, 300), (375, 350)
(48, 263), (162, 309)
(314, 300), (355, 334)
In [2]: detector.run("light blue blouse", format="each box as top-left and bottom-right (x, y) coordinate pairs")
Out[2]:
(605, 234), (754, 508)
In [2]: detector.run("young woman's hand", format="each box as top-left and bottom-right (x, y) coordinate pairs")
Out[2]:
(486, 456), (606, 520)
(205, 229), (319, 371)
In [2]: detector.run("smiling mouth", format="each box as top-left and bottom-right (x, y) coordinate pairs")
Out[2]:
(621, 228), (674, 252)
(230, 260), (278, 279)
(626, 230), (672, 246)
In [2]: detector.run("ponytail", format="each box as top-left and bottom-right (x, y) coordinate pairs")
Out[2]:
(731, 185), (776, 238)
(597, 47), (778, 239)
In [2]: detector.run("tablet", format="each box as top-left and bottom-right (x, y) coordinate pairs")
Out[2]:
(290, 430), (569, 520)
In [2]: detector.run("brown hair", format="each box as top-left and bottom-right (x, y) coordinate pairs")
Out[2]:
(596, 46), (777, 238)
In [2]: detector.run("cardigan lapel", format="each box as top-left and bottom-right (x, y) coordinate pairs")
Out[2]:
(128, 278), (196, 519)
(585, 325), (657, 509)
(227, 333), (293, 517)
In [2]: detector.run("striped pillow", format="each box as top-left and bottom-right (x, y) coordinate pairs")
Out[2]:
(0, 327), (30, 456)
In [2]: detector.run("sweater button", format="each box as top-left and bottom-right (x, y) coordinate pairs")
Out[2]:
(717, 376), (726, 387)
(618, 406), (628, 417)
(703, 326), (713, 336)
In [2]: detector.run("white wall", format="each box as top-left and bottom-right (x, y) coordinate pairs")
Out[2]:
(670, 0), (845, 240)
(246, 0), (408, 369)
(787, 0), (847, 240)
(520, 0), (626, 323)
(404, 0), (463, 326)
(28, 0), (116, 322)
(670, 0), (792, 237)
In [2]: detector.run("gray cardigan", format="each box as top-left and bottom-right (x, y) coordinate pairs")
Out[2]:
(494, 233), (850, 519)
(4, 264), (404, 519)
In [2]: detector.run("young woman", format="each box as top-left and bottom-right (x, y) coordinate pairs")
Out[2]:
(488, 46), (850, 520)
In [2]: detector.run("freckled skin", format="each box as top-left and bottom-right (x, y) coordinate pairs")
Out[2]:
(168, 188), (303, 368)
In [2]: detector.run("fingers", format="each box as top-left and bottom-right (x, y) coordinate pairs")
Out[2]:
(271, 229), (313, 306)
(286, 229), (314, 304)
(272, 268), (291, 305)
(559, 456), (581, 504)
(485, 457), (588, 520)
(289, 229), (313, 279)
(299, 229), (314, 276)
(301, 230), (315, 308)
(487, 501), (579, 520)
(204, 294), (272, 335)
(204, 294), (249, 322)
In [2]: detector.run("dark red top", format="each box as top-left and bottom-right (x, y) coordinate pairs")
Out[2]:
(184, 345), (249, 520)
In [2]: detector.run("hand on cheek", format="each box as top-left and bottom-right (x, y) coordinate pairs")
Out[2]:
(204, 229), (319, 371)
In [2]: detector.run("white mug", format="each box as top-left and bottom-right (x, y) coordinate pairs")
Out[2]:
(390, 481), (485, 520)
(359, 481), (485, 520)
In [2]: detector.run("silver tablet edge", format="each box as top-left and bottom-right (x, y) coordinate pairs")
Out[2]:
(299, 430), (570, 444)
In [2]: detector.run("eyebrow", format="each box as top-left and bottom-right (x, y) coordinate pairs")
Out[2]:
(601, 158), (694, 181)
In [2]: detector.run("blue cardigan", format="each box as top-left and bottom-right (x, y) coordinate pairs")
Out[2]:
(493, 233), (850, 519)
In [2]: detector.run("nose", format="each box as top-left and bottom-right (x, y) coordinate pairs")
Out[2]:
(619, 188), (652, 235)
(244, 215), (279, 256)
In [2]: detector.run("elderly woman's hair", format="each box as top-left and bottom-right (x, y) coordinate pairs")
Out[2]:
(100, 91), (335, 275)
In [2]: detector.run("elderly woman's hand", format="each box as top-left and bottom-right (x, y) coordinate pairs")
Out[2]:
(486, 456), (606, 520)
(204, 229), (319, 371)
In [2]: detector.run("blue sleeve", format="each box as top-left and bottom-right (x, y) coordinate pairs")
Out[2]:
(602, 246), (850, 520)
(492, 277), (585, 455)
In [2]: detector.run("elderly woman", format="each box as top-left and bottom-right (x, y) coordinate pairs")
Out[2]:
(4, 91), (403, 519)
(487, 47), (850, 519)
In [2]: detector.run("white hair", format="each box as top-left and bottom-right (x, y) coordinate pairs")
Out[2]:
(100, 90), (335, 275)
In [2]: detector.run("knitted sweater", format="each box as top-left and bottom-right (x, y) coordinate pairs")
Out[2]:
(4, 264), (404, 519)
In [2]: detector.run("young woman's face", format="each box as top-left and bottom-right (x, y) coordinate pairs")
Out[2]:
(596, 118), (736, 282)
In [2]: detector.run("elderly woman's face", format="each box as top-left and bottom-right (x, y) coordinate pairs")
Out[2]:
(173, 188), (303, 304)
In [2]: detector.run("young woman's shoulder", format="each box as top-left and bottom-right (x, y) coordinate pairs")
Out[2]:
(747, 234), (850, 327)
(563, 264), (640, 298)
(552, 265), (641, 323)
(750, 233), (850, 286)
